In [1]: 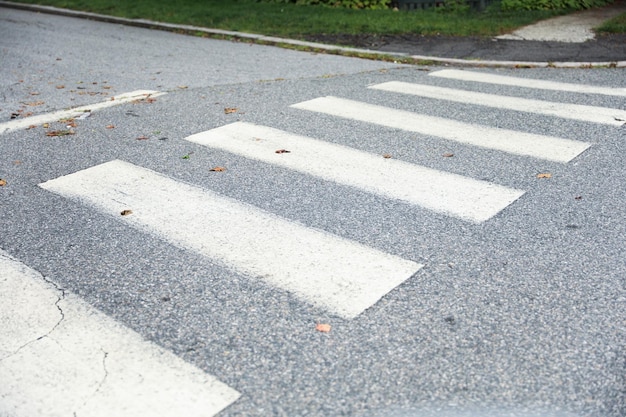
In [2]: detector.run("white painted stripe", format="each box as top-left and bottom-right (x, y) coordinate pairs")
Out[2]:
(0, 90), (166, 135)
(429, 69), (626, 97)
(291, 96), (590, 163)
(0, 249), (240, 417)
(186, 122), (524, 223)
(39, 160), (422, 319)
(370, 81), (626, 127)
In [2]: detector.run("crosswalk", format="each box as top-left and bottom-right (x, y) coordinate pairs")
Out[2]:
(2, 69), (624, 415)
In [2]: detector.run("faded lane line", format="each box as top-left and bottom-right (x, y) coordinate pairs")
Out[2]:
(0, 90), (165, 135)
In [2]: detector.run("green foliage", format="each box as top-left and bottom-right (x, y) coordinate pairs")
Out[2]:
(259, 0), (391, 10)
(500, 0), (613, 10)
(595, 11), (626, 32)
(436, 0), (471, 13)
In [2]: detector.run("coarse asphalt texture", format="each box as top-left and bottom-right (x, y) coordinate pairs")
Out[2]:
(1, 0), (625, 67)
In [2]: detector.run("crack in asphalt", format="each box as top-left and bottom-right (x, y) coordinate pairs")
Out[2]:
(0, 274), (66, 363)
(73, 349), (110, 417)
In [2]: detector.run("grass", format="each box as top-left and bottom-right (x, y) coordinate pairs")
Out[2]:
(595, 11), (626, 33)
(7, 0), (570, 37)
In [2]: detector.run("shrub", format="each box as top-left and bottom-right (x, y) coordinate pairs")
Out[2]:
(259, 0), (392, 10)
(500, 0), (613, 10)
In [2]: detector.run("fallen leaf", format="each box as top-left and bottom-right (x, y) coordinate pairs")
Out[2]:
(120, 209), (133, 216)
(103, 86), (112, 90)
(56, 85), (65, 89)
(178, 85), (188, 89)
(275, 149), (291, 154)
(66, 121), (77, 128)
(46, 129), (75, 137)
(315, 323), (331, 333)
(26, 125), (37, 130)
(25, 101), (44, 107)
(30, 92), (41, 96)
(575, 196), (583, 200)
(0, 179), (6, 187)
(10, 112), (20, 119)
(536, 173), (552, 179)
(443, 153), (454, 158)
(382, 153), (392, 159)
(106, 124), (115, 129)
(210, 166), (226, 172)
(224, 107), (238, 114)
(136, 135), (149, 140)
(42, 123), (49, 128)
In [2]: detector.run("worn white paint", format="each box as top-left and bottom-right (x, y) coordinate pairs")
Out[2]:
(291, 96), (590, 163)
(39, 160), (422, 319)
(0, 90), (166, 135)
(370, 81), (626, 126)
(186, 122), (524, 223)
(0, 249), (240, 417)
(429, 70), (626, 97)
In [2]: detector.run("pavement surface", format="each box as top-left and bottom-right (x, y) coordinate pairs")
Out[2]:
(1, 0), (626, 66)
(0, 4), (625, 417)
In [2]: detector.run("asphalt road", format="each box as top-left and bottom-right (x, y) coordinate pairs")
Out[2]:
(1, 7), (625, 417)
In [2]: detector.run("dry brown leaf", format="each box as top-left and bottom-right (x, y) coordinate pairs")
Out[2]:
(25, 101), (44, 107)
(315, 323), (331, 333)
(210, 166), (227, 172)
(0, 179), (6, 187)
(106, 124), (115, 129)
(120, 209), (133, 216)
(136, 135), (149, 140)
(536, 173), (552, 179)
(224, 107), (238, 114)
(46, 130), (74, 137)
(382, 153), (392, 159)
(443, 153), (454, 158)
(275, 149), (291, 154)
(56, 85), (65, 89)
(26, 125), (37, 130)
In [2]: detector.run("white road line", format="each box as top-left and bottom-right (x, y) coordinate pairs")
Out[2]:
(0, 249), (240, 417)
(370, 81), (626, 127)
(291, 96), (590, 163)
(39, 160), (422, 319)
(429, 69), (626, 97)
(186, 122), (524, 223)
(0, 90), (166, 135)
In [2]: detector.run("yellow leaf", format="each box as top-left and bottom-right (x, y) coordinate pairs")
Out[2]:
(536, 173), (552, 179)
(210, 166), (226, 172)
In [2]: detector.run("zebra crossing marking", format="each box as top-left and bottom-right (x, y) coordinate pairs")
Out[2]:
(429, 69), (626, 97)
(0, 249), (240, 417)
(370, 81), (626, 126)
(39, 160), (423, 319)
(186, 122), (525, 223)
(291, 96), (591, 163)
(0, 90), (166, 135)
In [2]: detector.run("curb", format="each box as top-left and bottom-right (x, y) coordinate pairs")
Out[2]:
(1, 0), (625, 68)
